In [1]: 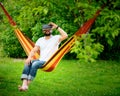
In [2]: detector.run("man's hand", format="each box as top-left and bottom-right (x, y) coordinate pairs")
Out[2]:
(24, 46), (40, 65)
(49, 22), (58, 30)
(25, 58), (31, 65)
(49, 22), (68, 42)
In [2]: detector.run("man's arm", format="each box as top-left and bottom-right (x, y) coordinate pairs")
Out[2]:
(25, 45), (40, 64)
(57, 27), (68, 42)
(49, 22), (68, 42)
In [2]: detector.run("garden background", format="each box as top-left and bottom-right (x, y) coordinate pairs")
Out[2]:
(0, 0), (120, 96)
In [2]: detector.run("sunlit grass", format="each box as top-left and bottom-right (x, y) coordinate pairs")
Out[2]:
(0, 57), (120, 96)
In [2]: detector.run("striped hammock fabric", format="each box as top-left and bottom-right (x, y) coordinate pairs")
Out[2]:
(0, 2), (105, 72)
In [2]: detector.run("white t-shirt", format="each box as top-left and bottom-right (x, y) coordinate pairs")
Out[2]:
(35, 35), (61, 61)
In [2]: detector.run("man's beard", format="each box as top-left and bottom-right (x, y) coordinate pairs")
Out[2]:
(44, 30), (52, 36)
(44, 33), (51, 36)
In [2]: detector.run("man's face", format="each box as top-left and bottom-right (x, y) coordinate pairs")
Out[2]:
(43, 28), (52, 36)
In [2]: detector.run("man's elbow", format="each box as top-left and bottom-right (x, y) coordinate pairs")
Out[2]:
(60, 32), (68, 41)
(63, 34), (68, 40)
(65, 34), (68, 39)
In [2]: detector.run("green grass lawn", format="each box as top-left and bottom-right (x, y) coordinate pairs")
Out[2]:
(0, 57), (120, 96)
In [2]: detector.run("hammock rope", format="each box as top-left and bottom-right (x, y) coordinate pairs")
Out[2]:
(0, 2), (105, 72)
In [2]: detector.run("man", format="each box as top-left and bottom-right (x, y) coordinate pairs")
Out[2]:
(18, 22), (68, 91)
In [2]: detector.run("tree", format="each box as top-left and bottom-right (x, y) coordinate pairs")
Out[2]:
(0, 0), (120, 61)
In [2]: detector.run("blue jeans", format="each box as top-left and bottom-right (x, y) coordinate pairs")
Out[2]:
(21, 60), (45, 81)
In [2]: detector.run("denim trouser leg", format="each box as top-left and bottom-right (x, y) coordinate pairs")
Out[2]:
(21, 60), (45, 81)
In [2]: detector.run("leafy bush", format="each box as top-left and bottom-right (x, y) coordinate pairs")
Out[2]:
(0, 0), (120, 60)
(71, 34), (104, 62)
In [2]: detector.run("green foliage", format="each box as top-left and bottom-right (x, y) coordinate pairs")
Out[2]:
(92, 8), (120, 46)
(71, 34), (104, 62)
(0, 0), (120, 60)
(91, 1), (120, 60)
(0, 27), (26, 57)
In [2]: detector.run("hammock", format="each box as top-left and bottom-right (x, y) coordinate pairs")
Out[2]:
(0, 3), (105, 72)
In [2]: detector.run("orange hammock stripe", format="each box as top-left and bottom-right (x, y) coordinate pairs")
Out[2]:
(0, 2), (105, 72)
(14, 28), (39, 59)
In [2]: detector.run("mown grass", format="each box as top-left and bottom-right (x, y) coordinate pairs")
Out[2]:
(0, 57), (120, 96)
